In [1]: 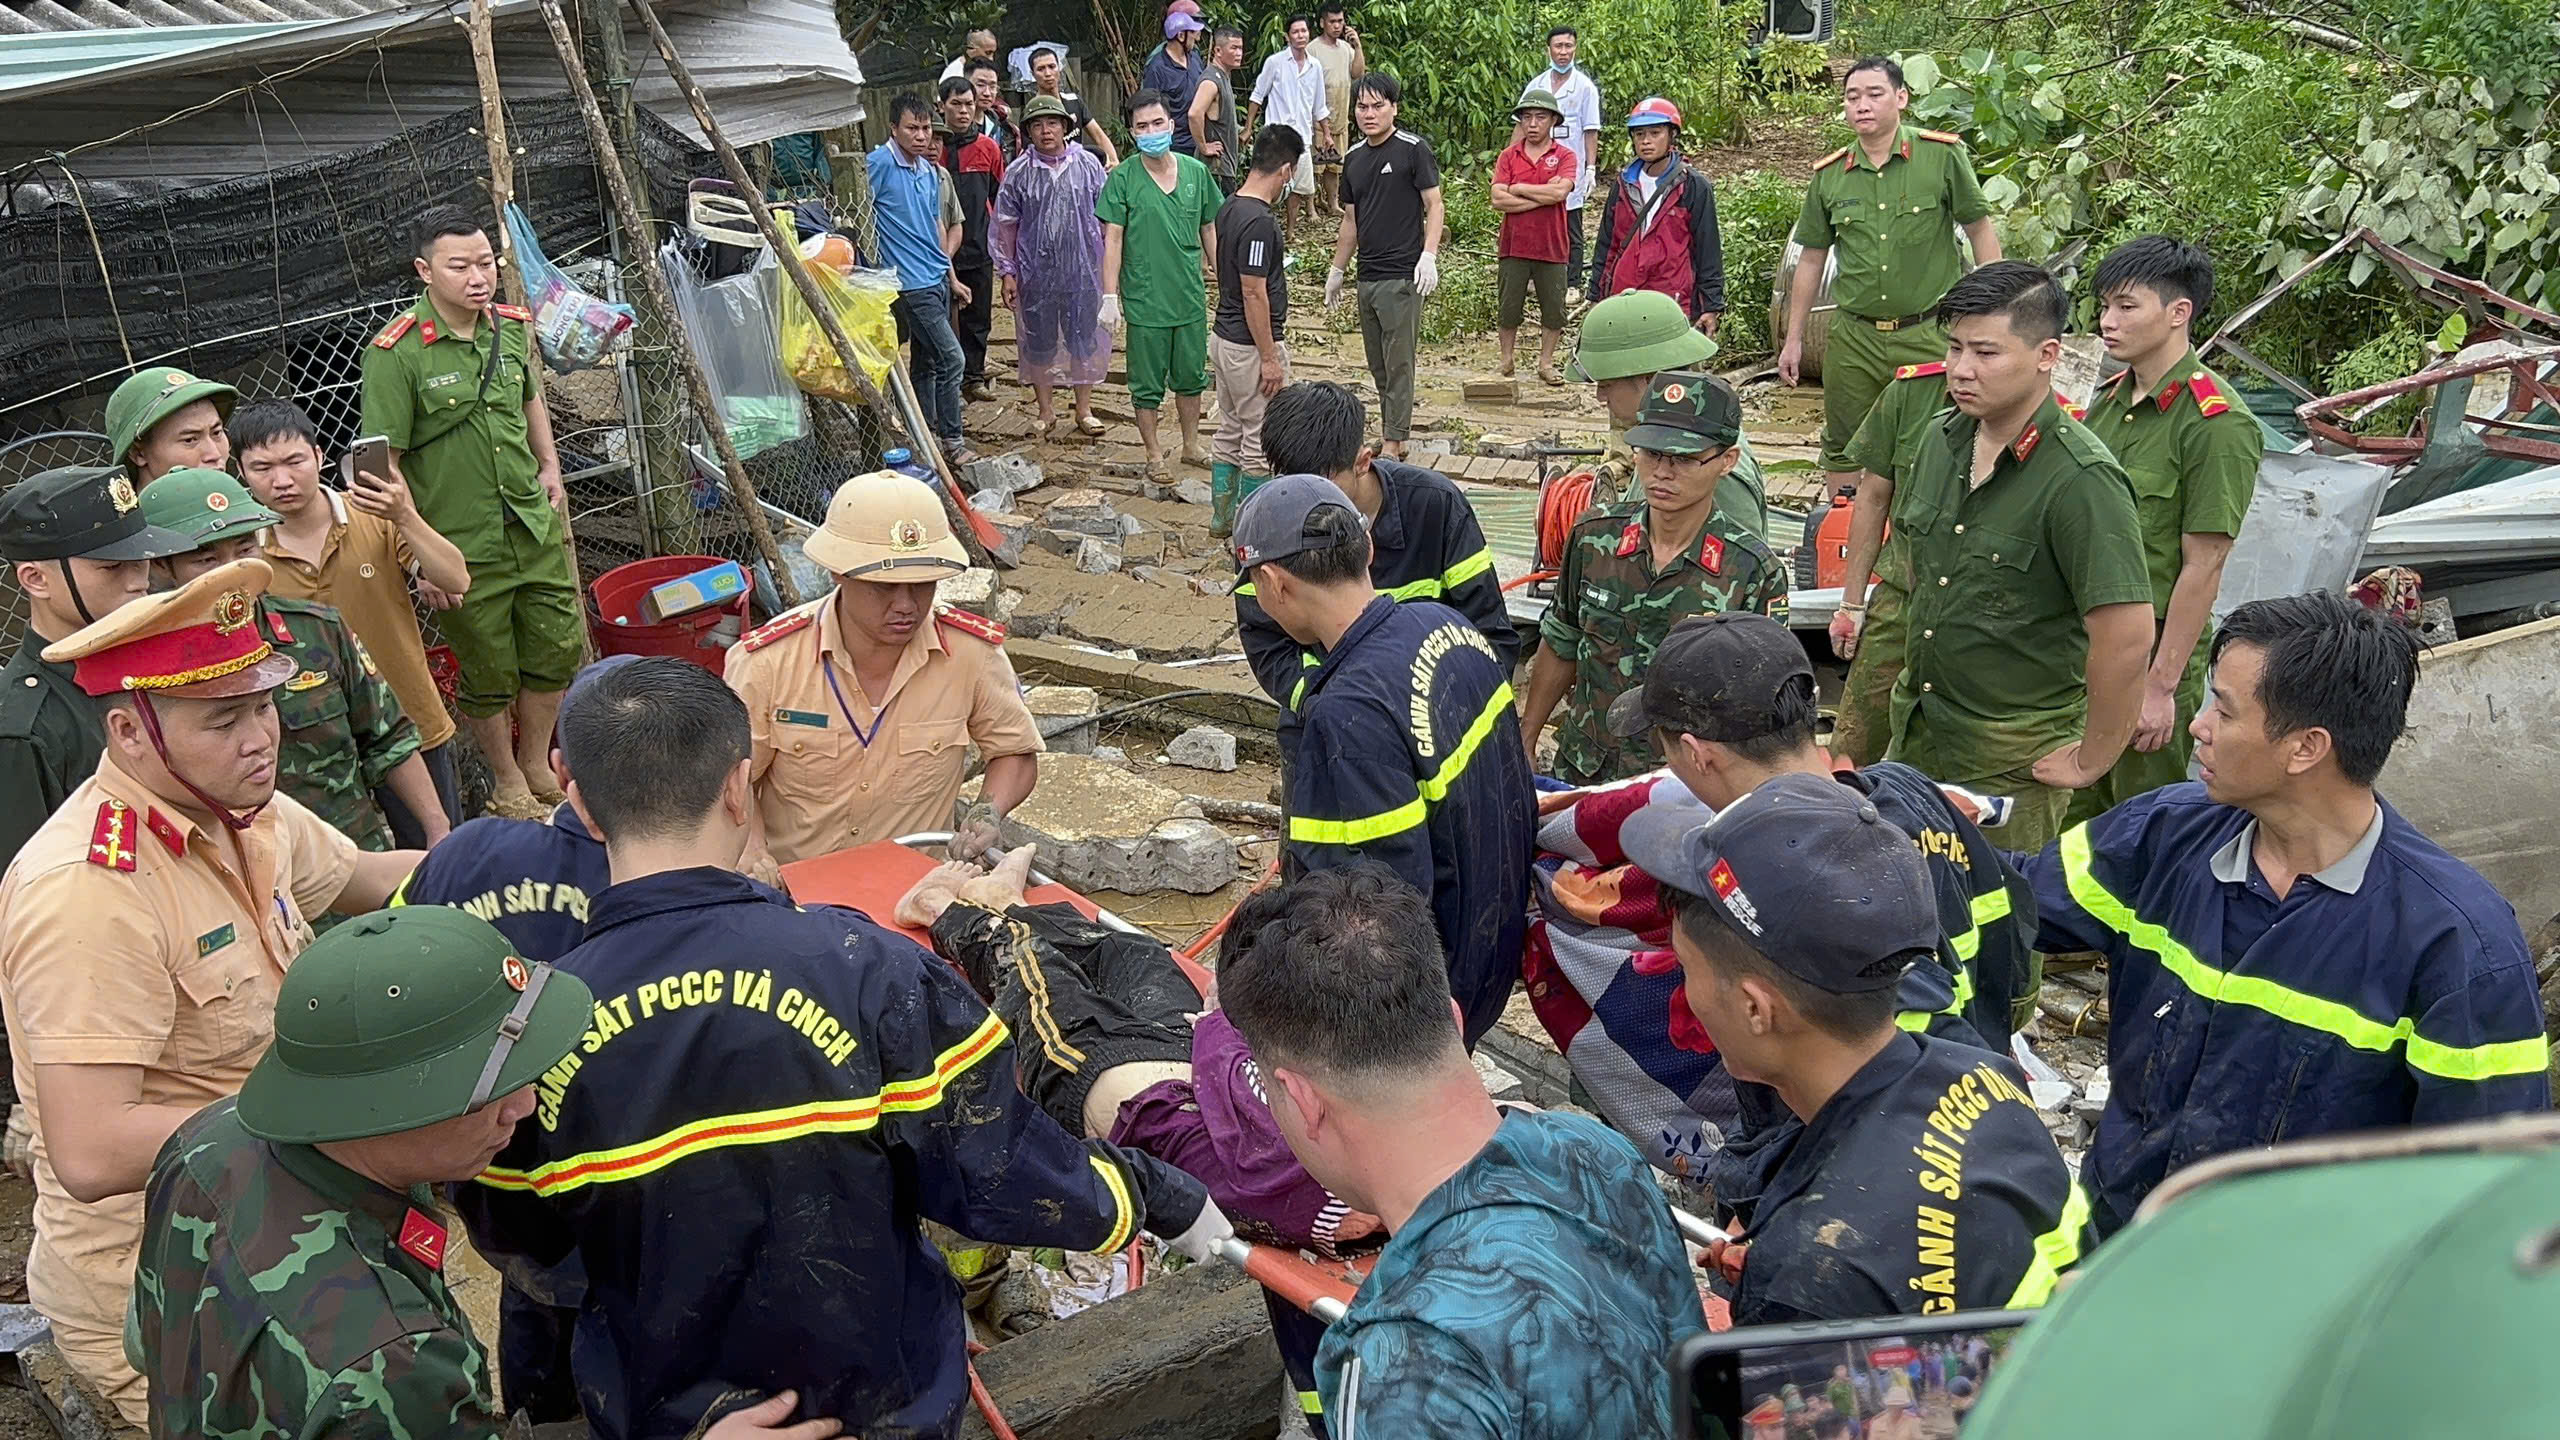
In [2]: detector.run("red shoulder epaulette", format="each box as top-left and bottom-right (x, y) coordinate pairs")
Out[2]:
(1895, 361), (1948, 380)
(1915, 128), (1963, 144)
(493, 303), (533, 322)
(1814, 146), (1850, 171)
(146, 807), (186, 855)
(738, 608), (815, 653)
(87, 800), (135, 872)
(372, 315), (416, 350)
(1696, 533), (1726, 575)
(2054, 392), (2087, 422)
(1616, 520), (1645, 558)
(2012, 423), (2044, 462)
(936, 607), (1008, 645)
(2185, 372), (2231, 417)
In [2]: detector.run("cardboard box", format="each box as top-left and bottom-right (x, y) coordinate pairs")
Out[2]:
(639, 560), (748, 623)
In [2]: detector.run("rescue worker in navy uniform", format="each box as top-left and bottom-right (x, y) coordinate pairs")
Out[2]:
(456, 657), (1229, 1440)
(395, 654), (634, 1423)
(1237, 474), (1539, 1050)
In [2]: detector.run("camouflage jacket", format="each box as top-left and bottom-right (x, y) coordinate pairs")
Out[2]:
(263, 595), (420, 851)
(1583, 435), (1773, 545)
(1537, 499), (1786, 785)
(127, 1097), (501, 1439)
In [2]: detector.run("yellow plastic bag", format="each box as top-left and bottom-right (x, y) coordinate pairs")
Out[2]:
(775, 213), (898, 402)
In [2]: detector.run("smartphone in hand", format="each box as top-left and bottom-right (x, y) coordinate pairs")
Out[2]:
(345, 434), (392, 488)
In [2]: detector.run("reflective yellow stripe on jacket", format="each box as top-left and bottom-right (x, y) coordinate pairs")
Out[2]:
(2057, 827), (2547, 1082)
(1896, 883), (2010, 1030)
(2004, 1181), (2090, 1307)
(477, 1011), (1009, 1195)
(1288, 682), (1516, 847)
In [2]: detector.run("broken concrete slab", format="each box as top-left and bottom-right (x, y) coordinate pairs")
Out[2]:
(1092, 745), (1131, 767)
(981, 512), (1033, 568)
(1174, 477), (1213, 506)
(939, 568), (999, 608)
(1464, 379), (1519, 402)
(1032, 528), (1084, 558)
(980, 754), (1239, 893)
(1074, 538), (1124, 574)
(969, 487), (1016, 513)
(1025, 685), (1102, 754)
(959, 1259), (1282, 1440)
(967, 452), (1045, 496)
(1167, 725), (1238, 772)
(1044, 489), (1125, 538)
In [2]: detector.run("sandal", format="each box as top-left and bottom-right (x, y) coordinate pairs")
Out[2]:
(1036, 417), (1059, 443)
(1538, 363), (1565, 387)
(1077, 414), (1107, 436)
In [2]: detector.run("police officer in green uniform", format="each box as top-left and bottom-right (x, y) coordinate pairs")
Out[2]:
(2064, 234), (2263, 826)
(1520, 370), (1787, 786)
(1881, 261), (2153, 901)
(0, 466), (190, 872)
(1778, 57), (2001, 507)
(1825, 358), (1948, 765)
(360, 205), (578, 820)
(141, 470), (430, 852)
(103, 364), (238, 487)
(126, 906), (844, 1440)
(1567, 291), (1769, 540)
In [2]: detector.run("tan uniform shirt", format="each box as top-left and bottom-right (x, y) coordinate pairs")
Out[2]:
(724, 597), (1043, 865)
(0, 758), (356, 1399)
(259, 490), (456, 749)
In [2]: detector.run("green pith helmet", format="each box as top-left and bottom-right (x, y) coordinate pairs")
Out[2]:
(138, 467), (280, 548)
(237, 907), (594, 1144)
(1517, 87), (1564, 121)
(1624, 370), (1741, 455)
(1021, 94), (1072, 129)
(1567, 290), (1719, 382)
(104, 365), (238, 465)
(1966, 1116), (2560, 1439)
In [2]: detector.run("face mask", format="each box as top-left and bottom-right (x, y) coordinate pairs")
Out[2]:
(1552, 59), (1572, 74)
(1136, 131), (1174, 156)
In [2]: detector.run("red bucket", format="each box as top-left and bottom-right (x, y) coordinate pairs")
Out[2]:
(591, 555), (750, 672)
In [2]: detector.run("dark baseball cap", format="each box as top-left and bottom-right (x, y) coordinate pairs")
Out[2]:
(1621, 771), (1937, 993)
(1232, 472), (1365, 571)
(1608, 612), (1813, 741)
(0, 465), (193, 563)
(1624, 370), (1742, 456)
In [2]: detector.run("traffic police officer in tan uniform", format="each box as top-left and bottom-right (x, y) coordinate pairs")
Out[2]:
(724, 471), (1042, 865)
(0, 558), (421, 1422)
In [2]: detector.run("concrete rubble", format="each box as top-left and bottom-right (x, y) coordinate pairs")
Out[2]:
(1073, 538), (1123, 574)
(1043, 489), (1124, 538)
(1173, 477), (1213, 507)
(978, 754), (1239, 894)
(1023, 685), (1101, 754)
(1166, 725), (1238, 772)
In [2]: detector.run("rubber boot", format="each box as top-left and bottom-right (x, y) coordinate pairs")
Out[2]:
(1238, 472), (1273, 512)
(1209, 462), (1242, 537)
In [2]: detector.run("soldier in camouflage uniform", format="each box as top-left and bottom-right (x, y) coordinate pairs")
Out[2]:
(127, 907), (842, 1440)
(141, 470), (425, 850)
(1521, 371), (1787, 786)
(1567, 291), (1770, 541)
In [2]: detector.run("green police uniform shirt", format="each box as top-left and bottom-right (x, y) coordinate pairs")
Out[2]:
(2083, 350), (2262, 610)
(1791, 126), (1990, 320)
(1886, 393), (2153, 783)
(262, 596), (421, 852)
(1849, 363), (1957, 598)
(358, 296), (558, 568)
(0, 644), (103, 874)
(1539, 500), (1787, 785)
(127, 1097), (499, 1438)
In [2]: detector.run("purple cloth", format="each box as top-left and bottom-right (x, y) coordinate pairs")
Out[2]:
(993, 145), (1111, 388)
(1109, 1013), (1371, 1258)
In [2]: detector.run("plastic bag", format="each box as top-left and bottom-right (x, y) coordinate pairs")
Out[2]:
(507, 203), (634, 372)
(773, 212), (900, 402)
(662, 236), (806, 460)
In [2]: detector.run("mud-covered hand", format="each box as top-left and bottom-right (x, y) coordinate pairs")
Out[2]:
(952, 806), (1006, 861)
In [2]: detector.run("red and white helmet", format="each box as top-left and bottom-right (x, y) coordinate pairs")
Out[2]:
(1625, 96), (1683, 130)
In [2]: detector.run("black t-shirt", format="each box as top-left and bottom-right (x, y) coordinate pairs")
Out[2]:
(1213, 193), (1288, 346)
(1339, 130), (1442, 281)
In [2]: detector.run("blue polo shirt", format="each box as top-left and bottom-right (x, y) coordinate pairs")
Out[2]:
(2022, 783), (2548, 1238)
(866, 140), (957, 291)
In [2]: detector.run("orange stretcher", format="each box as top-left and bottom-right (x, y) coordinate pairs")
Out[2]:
(779, 836), (1371, 1323)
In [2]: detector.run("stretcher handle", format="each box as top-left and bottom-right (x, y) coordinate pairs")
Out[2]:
(893, 832), (1154, 938)
(1672, 1208), (1732, 1250)
(1217, 1237), (1352, 1324)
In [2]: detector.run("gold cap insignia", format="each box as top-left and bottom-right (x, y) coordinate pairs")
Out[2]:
(160, 370), (196, 395)
(502, 954), (531, 992)
(204, 491), (230, 512)
(1662, 382), (1689, 404)
(890, 518), (927, 551)
(107, 473), (138, 514)
(210, 590), (254, 634)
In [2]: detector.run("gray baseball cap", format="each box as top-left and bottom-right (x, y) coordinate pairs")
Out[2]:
(1621, 771), (1937, 993)
(1231, 472), (1365, 571)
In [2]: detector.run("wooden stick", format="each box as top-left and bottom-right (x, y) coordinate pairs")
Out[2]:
(620, 0), (996, 572)
(533, 0), (799, 606)
(464, 0), (529, 311)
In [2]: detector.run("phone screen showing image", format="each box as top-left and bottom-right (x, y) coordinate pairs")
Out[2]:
(1676, 1311), (2031, 1440)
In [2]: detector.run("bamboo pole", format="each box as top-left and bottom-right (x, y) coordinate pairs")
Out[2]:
(533, 0), (799, 606)
(619, 0), (997, 572)
(464, 0), (530, 311)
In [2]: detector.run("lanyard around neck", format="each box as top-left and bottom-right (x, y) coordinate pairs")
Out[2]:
(821, 654), (895, 748)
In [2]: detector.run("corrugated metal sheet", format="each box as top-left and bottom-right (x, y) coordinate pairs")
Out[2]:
(0, 0), (379, 32)
(0, 0), (861, 196)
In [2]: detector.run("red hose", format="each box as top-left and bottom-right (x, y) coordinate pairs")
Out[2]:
(965, 1341), (1021, 1440)
(1536, 471), (1598, 570)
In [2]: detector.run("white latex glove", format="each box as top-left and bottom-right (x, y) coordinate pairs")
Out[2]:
(1324, 266), (1346, 309)
(1097, 293), (1123, 330)
(1414, 251), (1440, 298)
(1159, 1192), (1237, 1264)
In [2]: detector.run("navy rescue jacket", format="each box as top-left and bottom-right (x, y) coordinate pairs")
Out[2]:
(393, 802), (608, 962)
(457, 867), (1210, 1440)
(2023, 784), (2549, 1238)
(1283, 596), (1537, 1046)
